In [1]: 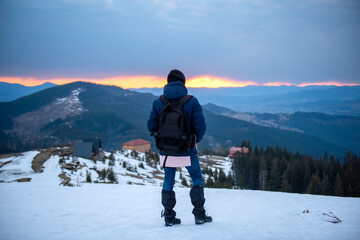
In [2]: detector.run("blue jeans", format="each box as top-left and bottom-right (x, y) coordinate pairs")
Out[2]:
(162, 155), (203, 191)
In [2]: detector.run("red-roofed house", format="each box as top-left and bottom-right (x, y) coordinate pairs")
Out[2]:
(228, 147), (249, 158)
(122, 139), (151, 152)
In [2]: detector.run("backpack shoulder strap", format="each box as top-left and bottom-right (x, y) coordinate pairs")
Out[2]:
(178, 95), (193, 105)
(160, 95), (169, 104)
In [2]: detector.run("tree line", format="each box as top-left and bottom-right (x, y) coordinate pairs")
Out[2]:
(230, 140), (360, 197)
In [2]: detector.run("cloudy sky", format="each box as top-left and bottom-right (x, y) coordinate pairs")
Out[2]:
(0, 0), (359, 87)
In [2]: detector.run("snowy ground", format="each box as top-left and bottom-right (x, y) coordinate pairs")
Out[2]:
(1, 149), (359, 240)
(1, 183), (359, 240)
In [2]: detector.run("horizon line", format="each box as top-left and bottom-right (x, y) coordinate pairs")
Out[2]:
(0, 76), (359, 88)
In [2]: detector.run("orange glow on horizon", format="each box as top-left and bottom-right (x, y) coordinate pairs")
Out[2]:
(187, 76), (259, 88)
(0, 76), (359, 88)
(263, 82), (293, 87)
(296, 81), (360, 87)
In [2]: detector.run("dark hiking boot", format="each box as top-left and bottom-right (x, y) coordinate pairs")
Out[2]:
(161, 211), (181, 226)
(161, 190), (181, 227)
(194, 212), (213, 225)
(165, 218), (181, 227)
(190, 185), (213, 225)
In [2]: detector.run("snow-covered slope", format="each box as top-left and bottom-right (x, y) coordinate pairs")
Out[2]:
(0, 148), (231, 188)
(1, 148), (359, 239)
(0, 184), (359, 240)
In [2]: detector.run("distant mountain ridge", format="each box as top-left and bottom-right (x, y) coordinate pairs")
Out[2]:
(203, 103), (360, 155)
(133, 86), (360, 116)
(0, 82), (57, 102)
(0, 82), (352, 157)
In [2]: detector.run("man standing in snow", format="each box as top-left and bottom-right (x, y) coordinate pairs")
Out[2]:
(147, 69), (212, 226)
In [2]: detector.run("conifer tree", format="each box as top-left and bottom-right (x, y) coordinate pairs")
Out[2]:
(86, 170), (92, 183)
(214, 168), (218, 182)
(107, 168), (117, 183)
(333, 173), (343, 196)
(206, 177), (214, 188)
(98, 168), (107, 181)
(109, 151), (115, 161)
(281, 171), (291, 192)
(302, 157), (312, 192)
(308, 175), (322, 195)
(269, 157), (281, 191)
(258, 156), (267, 190)
(254, 145), (259, 156)
(181, 178), (189, 187)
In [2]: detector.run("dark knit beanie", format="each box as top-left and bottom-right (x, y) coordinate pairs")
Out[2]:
(167, 69), (186, 84)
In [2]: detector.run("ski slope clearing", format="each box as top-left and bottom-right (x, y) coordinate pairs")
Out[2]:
(1, 183), (359, 240)
(0, 149), (231, 188)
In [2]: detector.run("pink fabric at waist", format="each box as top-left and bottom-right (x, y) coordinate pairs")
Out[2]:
(159, 155), (191, 167)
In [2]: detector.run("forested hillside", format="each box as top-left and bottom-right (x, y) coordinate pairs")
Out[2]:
(206, 141), (360, 197)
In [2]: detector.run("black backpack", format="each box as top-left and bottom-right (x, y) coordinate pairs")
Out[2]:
(152, 94), (196, 156)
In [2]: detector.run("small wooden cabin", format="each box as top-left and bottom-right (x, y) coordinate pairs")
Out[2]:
(73, 138), (102, 158)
